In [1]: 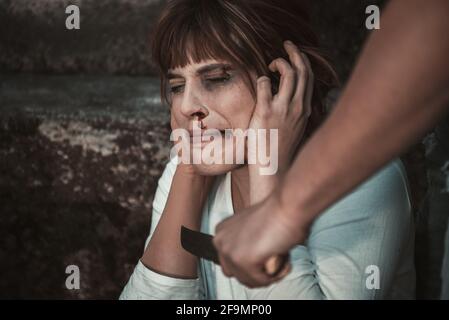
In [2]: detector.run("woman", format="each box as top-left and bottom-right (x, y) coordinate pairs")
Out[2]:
(120, 0), (415, 299)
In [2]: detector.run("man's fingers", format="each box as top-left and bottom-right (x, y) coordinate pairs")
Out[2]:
(275, 262), (292, 280)
(219, 252), (287, 288)
(268, 57), (296, 105)
(214, 229), (276, 288)
(223, 255), (274, 288)
(217, 253), (233, 278)
(213, 225), (234, 278)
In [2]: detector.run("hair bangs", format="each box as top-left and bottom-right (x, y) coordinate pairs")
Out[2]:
(153, 2), (246, 74)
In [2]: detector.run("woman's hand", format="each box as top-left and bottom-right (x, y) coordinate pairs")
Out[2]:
(249, 40), (313, 172)
(247, 40), (314, 204)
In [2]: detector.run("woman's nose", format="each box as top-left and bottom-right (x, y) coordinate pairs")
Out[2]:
(180, 87), (209, 120)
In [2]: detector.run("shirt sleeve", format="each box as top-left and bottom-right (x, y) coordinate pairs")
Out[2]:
(246, 160), (415, 300)
(119, 156), (201, 300)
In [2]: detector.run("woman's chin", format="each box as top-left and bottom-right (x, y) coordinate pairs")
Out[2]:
(192, 163), (242, 176)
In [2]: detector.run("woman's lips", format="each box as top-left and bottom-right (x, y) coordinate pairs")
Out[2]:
(189, 129), (228, 146)
(188, 129), (227, 137)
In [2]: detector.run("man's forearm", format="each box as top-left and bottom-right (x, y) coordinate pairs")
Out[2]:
(280, 0), (449, 226)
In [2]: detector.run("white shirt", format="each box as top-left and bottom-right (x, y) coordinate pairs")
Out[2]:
(120, 157), (415, 299)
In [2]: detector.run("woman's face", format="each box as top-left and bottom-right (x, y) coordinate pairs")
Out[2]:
(168, 58), (257, 175)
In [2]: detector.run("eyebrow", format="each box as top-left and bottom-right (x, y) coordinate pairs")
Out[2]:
(167, 63), (233, 80)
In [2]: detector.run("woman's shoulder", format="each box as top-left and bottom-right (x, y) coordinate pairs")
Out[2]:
(307, 159), (413, 242)
(355, 159), (411, 206)
(320, 159), (412, 220)
(359, 159), (410, 196)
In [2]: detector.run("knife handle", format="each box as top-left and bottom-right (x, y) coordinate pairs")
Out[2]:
(264, 254), (291, 277)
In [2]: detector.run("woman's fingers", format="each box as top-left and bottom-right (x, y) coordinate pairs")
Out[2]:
(268, 57), (296, 106)
(301, 52), (314, 118)
(283, 41), (310, 115)
(256, 76), (273, 115)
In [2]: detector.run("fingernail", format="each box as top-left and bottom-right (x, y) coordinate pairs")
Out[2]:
(284, 40), (294, 46)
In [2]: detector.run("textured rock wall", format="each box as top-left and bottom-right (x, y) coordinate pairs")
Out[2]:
(0, 74), (170, 298)
(0, 0), (164, 75)
(0, 0), (383, 78)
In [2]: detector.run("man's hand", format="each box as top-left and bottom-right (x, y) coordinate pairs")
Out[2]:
(213, 191), (309, 288)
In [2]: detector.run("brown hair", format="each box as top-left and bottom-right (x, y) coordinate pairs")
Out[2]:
(151, 0), (338, 138)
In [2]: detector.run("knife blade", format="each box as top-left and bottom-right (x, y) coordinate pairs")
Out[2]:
(180, 225), (291, 277)
(181, 225), (220, 264)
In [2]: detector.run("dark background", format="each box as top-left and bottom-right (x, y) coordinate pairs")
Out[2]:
(0, 0), (448, 299)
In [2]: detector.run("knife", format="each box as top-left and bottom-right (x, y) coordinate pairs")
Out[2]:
(180, 225), (291, 277)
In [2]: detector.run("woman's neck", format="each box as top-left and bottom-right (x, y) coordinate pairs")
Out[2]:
(230, 165), (250, 213)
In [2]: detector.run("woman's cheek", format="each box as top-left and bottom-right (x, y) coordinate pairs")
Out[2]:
(216, 98), (254, 128)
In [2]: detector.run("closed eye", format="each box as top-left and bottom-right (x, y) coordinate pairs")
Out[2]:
(170, 84), (185, 94)
(205, 75), (231, 83)
(169, 74), (232, 94)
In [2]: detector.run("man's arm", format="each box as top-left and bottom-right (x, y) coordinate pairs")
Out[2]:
(282, 0), (449, 227)
(213, 0), (449, 288)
